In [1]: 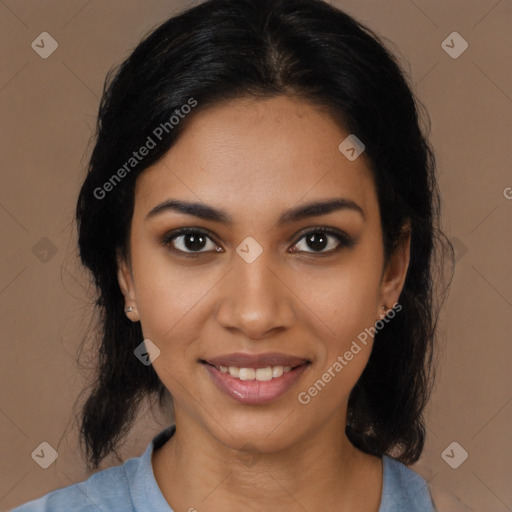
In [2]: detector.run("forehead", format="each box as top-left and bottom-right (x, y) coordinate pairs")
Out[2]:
(134, 96), (377, 223)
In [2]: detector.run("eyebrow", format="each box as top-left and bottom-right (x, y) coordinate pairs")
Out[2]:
(145, 197), (366, 225)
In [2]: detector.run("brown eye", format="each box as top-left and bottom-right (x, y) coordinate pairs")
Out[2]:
(290, 228), (353, 254)
(162, 228), (220, 254)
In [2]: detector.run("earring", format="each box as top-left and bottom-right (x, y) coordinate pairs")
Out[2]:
(381, 305), (388, 311)
(125, 306), (134, 313)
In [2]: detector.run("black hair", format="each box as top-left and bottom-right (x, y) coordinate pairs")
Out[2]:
(74, 0), (454, 471)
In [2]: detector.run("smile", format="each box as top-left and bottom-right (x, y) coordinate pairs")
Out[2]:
(200, 354), (311, 405)
(218, 364), (295, 381)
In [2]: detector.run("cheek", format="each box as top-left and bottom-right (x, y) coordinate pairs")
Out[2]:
(132, 258), (211, 398)
(296, 245), (383, 391)
(136, 274), (210, 347)
(298, 274), (379, 408)
(129, 244), (212, 350)
(301, 260), (382, 344)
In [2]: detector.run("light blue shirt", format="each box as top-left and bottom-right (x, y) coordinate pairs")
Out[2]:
(11, 425), (437, 511)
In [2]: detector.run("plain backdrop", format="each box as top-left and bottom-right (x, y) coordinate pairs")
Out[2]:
(1, 1), (511, 511)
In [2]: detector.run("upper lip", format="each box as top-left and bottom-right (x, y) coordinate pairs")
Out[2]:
(202, 352), (310, 369)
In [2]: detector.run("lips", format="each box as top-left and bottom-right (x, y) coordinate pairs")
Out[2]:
(200, 352), (311, 405)
(202, 352), (309, 369)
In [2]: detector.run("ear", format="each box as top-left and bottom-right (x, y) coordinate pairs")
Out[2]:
(117, 248), (140, 322)
(378, 221), (411, 318)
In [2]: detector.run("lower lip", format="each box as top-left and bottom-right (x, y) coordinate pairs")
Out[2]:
(203, 363), (309, 405)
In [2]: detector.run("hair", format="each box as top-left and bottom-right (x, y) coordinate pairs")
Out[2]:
(74, 0), (454, 471)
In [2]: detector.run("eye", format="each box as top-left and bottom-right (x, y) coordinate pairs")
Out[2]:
(162, 226), (354, 257)
(290, 227), (353, 255)
(162, 228), (221, 255)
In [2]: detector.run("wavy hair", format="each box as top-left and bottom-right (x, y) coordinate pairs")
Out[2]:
(74, 0), (454, 471)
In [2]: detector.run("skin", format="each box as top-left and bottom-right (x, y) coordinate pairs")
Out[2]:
(117, 95), (411, 512)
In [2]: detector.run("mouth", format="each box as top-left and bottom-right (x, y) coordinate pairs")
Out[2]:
(200, 360), (307, 381)
(199, 353), (311, 404)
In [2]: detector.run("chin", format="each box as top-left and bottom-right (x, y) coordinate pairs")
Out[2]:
(204, 409), (306, 453)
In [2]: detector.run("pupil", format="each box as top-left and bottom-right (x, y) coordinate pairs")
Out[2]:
(182, 232), (330, 252)
(307, 232), (327, 251)
(185, 233), (206, 251)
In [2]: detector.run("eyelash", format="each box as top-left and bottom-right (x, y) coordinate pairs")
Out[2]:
(161, 226), (353, 257)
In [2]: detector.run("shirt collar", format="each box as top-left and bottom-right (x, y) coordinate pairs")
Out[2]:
(127, 424), (176, 512)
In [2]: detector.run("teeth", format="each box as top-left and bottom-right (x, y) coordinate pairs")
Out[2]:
(228, 366), (239, 378)
(255, 367), (273, 381)
(239, 368), (256, 380)
(272, 366), (284, 378)
(218, 365), (296, 381)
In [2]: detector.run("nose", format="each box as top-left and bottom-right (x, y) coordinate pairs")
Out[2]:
(215, 250), (296, 340)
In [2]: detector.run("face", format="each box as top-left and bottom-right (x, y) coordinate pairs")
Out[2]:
(117, 95), (410, 453)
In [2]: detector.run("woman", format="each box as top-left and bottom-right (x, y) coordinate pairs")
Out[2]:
(12, 0), (453, 510)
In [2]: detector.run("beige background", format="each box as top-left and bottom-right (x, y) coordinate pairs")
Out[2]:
(1, 0), (511, 511)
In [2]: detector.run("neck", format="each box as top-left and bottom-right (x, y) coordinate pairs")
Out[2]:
(152, 412), (383, 512)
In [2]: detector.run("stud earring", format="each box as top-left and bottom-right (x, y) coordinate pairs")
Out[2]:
(125, 306), (134, 313)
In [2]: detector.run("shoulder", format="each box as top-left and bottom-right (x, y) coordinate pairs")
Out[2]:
(10, 458), (135, 512)
(379, 455), (437, 512)
(9, 426), (176, 512)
